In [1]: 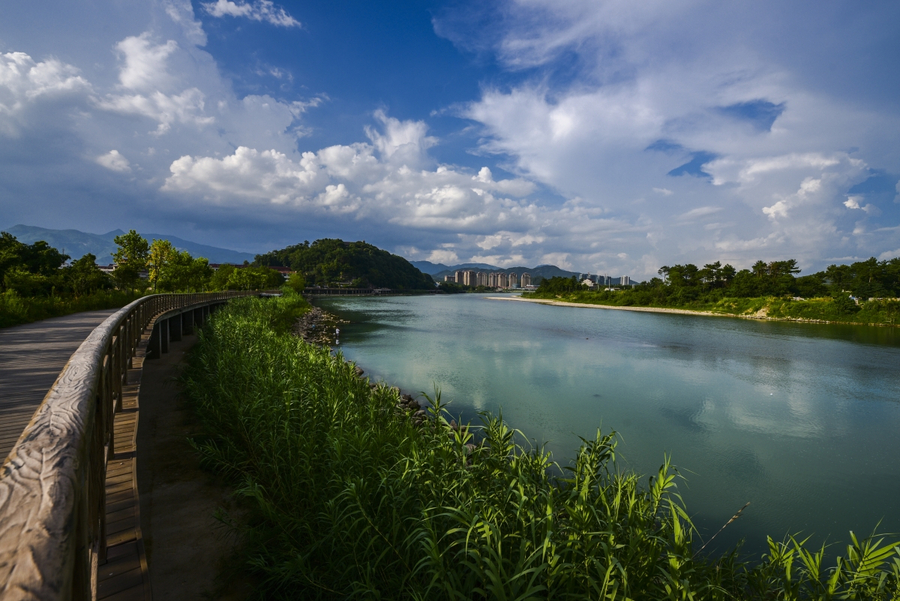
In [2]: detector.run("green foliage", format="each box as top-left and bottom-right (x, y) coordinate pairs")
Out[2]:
(66, 253), (111, 298)
(529, 256), (900, 326)
(437, 281), (467, 294)
(535, 276), (587, 295)
(285, 272), (306, 294)
(181, 298), (900, 599)
(112, 229), (150, 293)
(254, 238), (434, 290)
(0, 288), (141, 328)
(148, 238), (176, 291)
(156, 250), (213, 292)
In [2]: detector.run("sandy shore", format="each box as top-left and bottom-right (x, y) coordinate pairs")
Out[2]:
(486, 296), (740, 319)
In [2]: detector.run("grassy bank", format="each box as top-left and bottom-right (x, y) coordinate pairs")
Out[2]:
(526, 290), (900, 326)
(181, 295), (900, 599)
(0, 289), (144, 328)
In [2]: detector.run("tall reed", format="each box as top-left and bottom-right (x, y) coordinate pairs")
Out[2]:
(181, 295), (900, 599)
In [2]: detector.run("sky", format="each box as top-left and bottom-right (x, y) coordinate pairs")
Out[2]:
(1, 0), (899, 278)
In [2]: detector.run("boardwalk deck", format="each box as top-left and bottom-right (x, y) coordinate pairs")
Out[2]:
(1, 310), (153, 599)
(97, 332), (153, 601)
(0, 310), (117, 464)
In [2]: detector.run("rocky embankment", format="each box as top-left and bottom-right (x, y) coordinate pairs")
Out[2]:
(294, 306), (348, 345)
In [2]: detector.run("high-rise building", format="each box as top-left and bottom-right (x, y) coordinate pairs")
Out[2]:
(444, 275), (455, 282)
(521, 272), (532, 287)
(476, 272), (487, 287)
(508, 273), (519, 288)
(621, 275), (631, 286)
(463, 270), (477, 286)
(488, 272), (498, 288)
(455, 270), (465, 285)
(498, 273), (509, 288)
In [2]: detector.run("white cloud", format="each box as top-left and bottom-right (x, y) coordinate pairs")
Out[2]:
(0, 52), (91, 136)
(843, 196), (878, 214)
(202, 0), (300, 28)
(96, 150), (131, 172)
(679, 206), (722, 220)
(426, 249), (459, 265)
(365, 109), (437, 167)
(115, 34), (178, 92)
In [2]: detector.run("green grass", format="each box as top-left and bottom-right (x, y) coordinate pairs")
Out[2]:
(181, 295), (900, 599)
(0, 289), (144, 328)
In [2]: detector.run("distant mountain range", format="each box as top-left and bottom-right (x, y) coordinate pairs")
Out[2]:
(410, 260), (580, 282)
(4, 224), (255, 264)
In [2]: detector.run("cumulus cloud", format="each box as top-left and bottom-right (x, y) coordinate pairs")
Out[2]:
(441, 0), (900, 273)
(0, 52), (91, 136)
(96, 150), (131, 172)
(3, 0), (898, 279)
(202, 0), (300, 28)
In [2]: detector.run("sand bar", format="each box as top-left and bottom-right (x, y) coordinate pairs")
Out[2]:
(486, 296), (747, 319)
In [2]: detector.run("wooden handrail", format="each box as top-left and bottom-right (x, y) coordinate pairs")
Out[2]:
(0, 292), (253, 600)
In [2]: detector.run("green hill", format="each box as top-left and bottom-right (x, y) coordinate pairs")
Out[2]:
(255, 239), (435, 290)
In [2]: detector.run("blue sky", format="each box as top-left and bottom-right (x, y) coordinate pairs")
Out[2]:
(1, 0), (899, 277)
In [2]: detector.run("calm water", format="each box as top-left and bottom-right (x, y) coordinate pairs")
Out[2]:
(315, 293), (900, 557)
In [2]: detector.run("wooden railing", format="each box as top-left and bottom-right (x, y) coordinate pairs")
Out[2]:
(0, 292), (253, 600)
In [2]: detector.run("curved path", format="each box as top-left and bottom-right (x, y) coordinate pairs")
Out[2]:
(0, 310), (118, 464)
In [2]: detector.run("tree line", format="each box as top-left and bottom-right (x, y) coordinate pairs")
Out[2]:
(0, 229), (286, 299)
(538, 257), (900, 302)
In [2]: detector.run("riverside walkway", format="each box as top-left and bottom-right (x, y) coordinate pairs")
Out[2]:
(0, 310), (117, 462)
(0, 293), (251, 600)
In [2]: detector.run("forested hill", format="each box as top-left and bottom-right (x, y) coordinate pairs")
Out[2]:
(254, 239), (435, 290)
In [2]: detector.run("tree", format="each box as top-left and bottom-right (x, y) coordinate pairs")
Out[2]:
(157, 251), (212, 292)
(210, 264), (237, 290)
(66, 253), (110, 298)
(112, 230), (149, 293)
(285, 272), (306, 294)
(147, 239), (176, 291)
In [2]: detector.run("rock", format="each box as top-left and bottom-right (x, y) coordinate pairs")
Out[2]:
(354, 366), (364, 377)
(413, 409), (426, 419)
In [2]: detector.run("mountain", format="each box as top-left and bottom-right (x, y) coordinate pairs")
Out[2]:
(4, 224), (255, 264)
(428, 262), (580, 283)
(255, 239), (435, 290)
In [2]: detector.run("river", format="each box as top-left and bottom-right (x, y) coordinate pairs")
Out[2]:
(314, 293), (900, 558)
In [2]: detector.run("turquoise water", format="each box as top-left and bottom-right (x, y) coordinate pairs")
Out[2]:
(315, 293), (900, 557)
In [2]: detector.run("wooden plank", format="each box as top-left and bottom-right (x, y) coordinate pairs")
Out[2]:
(1, 293), (250, 599)
(0, 310), (118, 463)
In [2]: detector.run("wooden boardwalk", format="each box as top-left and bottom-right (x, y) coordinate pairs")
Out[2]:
(0, 310), (117, 463)
(1, 311), (153, 599)
(97, 336), (153, 601)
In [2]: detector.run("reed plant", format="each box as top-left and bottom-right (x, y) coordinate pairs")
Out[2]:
(181, 295), (900, 599)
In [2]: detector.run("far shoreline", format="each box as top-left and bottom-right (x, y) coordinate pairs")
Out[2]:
(486, 295), (898, 327)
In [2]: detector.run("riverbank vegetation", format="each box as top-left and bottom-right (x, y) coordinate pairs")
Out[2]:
(0, 229), (284, 328)
(530, 258), (900, 326)
(180, 295), (900, 599)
